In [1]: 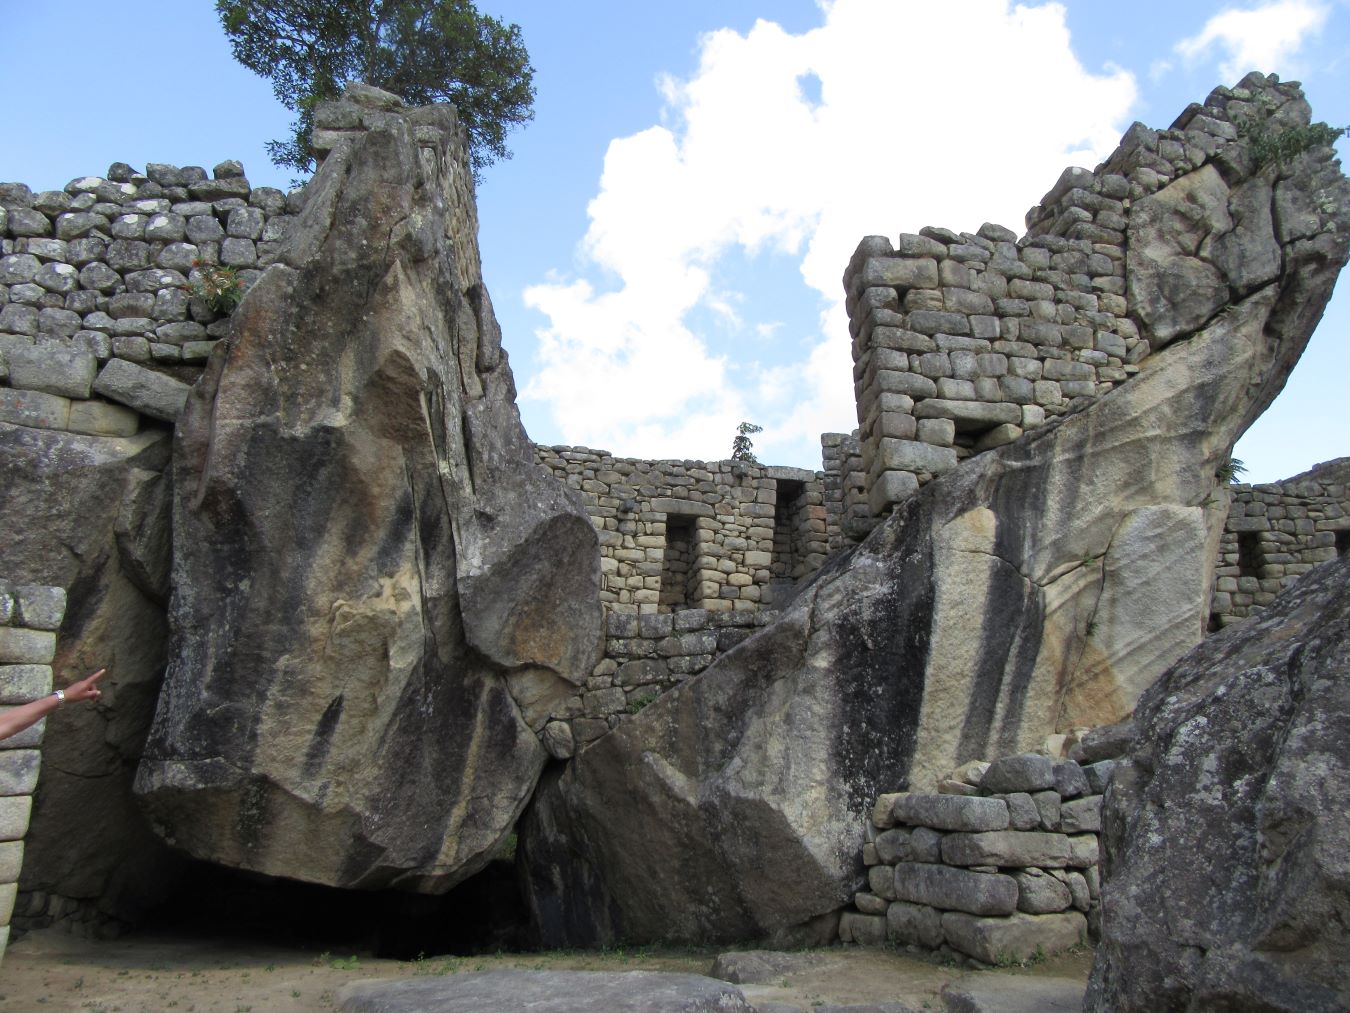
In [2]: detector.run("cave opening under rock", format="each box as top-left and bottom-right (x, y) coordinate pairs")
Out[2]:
(135, 854), (530, 960)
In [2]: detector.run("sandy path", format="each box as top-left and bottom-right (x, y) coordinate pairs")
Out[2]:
(0, 927), (1093, 1011)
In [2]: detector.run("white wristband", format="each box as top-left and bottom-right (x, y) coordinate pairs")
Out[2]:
(52, 689), (65, 703)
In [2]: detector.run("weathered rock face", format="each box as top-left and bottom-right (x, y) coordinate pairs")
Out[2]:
(133, 84), (602, 892)
(0, 423), (178, 921)
(1085, 553), (1350, 1011)
(520, 77), (1349, 946)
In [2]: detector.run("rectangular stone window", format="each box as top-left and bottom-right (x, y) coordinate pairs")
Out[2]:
(1236, 531), (1264, 578)
(659, 515), (700, 612)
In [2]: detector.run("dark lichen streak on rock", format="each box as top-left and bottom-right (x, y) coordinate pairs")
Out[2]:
(956, 556), (1044, 762)
(831, 509), (932, 811)
(301, 695), (345, 781)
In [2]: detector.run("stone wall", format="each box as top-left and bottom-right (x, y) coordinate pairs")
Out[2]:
(0, 582), (67, 960)
(535, 446), (832, 614)
(840, 745), (1121, 966)
(540, 608), (777, 759)
(1210, 458), (1349, 628)
(843, 72), (1303, 523)
(0, 160), (298, 433)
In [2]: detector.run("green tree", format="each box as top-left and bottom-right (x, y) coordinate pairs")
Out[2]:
(731, 422), (762, 464)
(217, 0), (535, 179)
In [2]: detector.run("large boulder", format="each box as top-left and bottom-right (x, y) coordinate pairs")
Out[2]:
(133, 85), (602, 892)
(1085, 553), (1350, 1011)
(520, 78), (1349, 945)
(0, 423), (178, 922)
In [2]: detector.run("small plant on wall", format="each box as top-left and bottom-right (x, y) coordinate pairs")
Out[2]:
(731, 421), (762, 463)
(186, 260), (246, 316)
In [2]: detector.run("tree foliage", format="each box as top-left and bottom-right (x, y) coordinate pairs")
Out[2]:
(217, 0), (535, 179)
(731, 422), (763, 464)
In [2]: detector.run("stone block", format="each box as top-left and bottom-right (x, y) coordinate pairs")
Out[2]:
(66, 399), (139, 437)
(1003, 793), (1040, 831)
(0, 666), (51, 705)
(92, 358), (190, 422)
(912, 399), (1021, 433)
(0, 841), (23, 882)
(839, 911), (887, 945)
(1067, 834), (1098, 868)
(1033, 790), (1061, 830)
(0, 797), (31, 842)
(1014, 868), (1073, 913)
(907, 310), (969, 335)
(1060, 795), (1102, 833)
(875, 439), (958, 476)
(980, 753), (1056, 793)
(0, 751), (40, 796)
(855, 892), (887, 915)
(874, 370), (937, 399)
(0, 629), (56, 665)
(893, 862), (1018, 916)
(940, 910), (1087, 964)
(917, 418), (955, 447)
(1083, 760), (1115, 794)
(893, 793), (1009, 832)
(0, 717), (44, 750)
(868, 864), (898, 900)
(867, 470), (920, 515)
(15, 586), (64, 630)
(886, 901), (944, 948)
(0, 881), (15, 927)
(911, 826), (943, 863)
(0, 387), (70, 430)
(940, 830), (1072, 868)
(1052, 761), (1089, 799)
(861, 257), (939, 290)
(975, 424), (1023, 451)
(873, 827), (913, 864)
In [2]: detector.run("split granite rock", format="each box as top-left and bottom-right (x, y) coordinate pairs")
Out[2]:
(133, 85), (602, 892)
(520, 79), (1350, 945)
(0, 422), (178, 921)
(1085, 553), (1350, 1011)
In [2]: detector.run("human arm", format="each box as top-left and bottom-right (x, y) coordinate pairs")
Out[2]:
(0, 668), (105, 741)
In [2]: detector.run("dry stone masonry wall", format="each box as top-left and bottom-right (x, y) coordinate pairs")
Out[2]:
(540, 608), (777, 759)
(843, 71), (1323, 525)
(1211, 457), (1349, 627)
(0, 582), (66, 961)
(0, 161), (299, 433)
(840, 743), (1123, 966)
(535, 446), (832, 615)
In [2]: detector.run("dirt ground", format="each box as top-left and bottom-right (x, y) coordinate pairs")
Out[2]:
(0, 927), (1093, 1012)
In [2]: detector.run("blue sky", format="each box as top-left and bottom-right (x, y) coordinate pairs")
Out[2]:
(4, 1), (1347, 482)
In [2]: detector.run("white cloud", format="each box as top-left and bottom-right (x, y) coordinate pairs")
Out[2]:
(521, 0), (1137, 468)
(1175, 1), (1330, 82)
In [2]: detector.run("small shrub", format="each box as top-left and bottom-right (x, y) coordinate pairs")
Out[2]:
(626, 691), (659, 714)
(1217, 457), (1247, 484)
(187, 260), (246, 315)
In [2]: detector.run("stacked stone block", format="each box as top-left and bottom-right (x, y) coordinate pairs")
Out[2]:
(821, 431), (871, 546)
(840, 750), (1117, 965)
(535, 446), (832, 614)
(844, 219), (1137, 515)
(0, 581), (66, 962)
(844, 72), (1305, 519)
(539, 608), (773, 758)
(0, 160), (300, 432)
(1211, 458), (1349, 628)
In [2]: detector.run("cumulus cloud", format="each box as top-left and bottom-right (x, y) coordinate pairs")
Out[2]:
(1175, 1), (1330, 81)
(522, 0), (1137, 467)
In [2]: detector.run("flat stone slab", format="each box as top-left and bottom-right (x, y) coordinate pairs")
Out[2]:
(336, 970), (755, 1012)
(941, 973), (1085, 1012)
(92, 358), (189, 422)
(709, 949), (830, 984)
(940, 911), (1087, 965)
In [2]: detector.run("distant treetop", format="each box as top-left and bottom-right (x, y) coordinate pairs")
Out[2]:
(217, 0), (536, 180)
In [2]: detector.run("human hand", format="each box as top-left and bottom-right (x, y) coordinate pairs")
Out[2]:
(63, 668), (106, 704)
